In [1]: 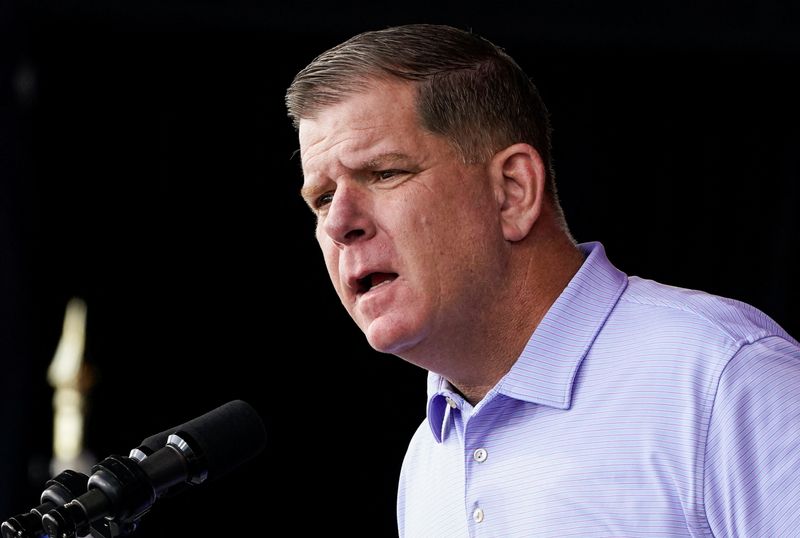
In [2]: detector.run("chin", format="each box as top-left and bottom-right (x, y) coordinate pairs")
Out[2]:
(363, 316), (427, 356)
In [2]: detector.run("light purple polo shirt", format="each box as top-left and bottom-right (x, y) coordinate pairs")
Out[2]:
(398, 242), (800, 537)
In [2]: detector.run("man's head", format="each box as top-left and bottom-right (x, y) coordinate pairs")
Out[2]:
(287, 24), (557, 196)
(288, 25), (578, 382)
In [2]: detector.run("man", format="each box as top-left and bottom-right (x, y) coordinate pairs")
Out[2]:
(286, 24), (800, 536)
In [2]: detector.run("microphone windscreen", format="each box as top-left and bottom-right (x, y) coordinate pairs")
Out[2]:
(135, 427), (174, 456)
(175, 399), (267, 481)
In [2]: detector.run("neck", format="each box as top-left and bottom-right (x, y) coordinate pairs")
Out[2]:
(421, 221), (584, 406)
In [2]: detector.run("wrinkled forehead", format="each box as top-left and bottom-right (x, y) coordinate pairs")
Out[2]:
(298, 80), (422, 167)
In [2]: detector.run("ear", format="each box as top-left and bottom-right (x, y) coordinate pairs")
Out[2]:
(490, 143), (547, 242)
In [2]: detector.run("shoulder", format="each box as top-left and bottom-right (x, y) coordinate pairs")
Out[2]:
(616, 276), (796, 348)
(703, 335), (800, 535)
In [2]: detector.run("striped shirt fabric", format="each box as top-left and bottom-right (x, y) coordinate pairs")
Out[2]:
(397, 241), (800, 537)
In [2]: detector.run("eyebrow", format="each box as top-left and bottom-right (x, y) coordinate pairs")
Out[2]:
(360, 152), (411, 170)
(298, 151), (412, 203)
(299, 184), (325, 206)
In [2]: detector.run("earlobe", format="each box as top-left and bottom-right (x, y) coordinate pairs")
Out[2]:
(492, 143), (546, 242)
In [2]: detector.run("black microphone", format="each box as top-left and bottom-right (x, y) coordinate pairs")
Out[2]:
(40, 400), (266, 538)
(1, 422), (178, 538)
(0, 428), (176, 538)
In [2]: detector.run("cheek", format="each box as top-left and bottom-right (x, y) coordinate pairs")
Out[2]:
(414, 197), (500, 280)
(317, 237), (341, 285)
(407, 201), (465, 257)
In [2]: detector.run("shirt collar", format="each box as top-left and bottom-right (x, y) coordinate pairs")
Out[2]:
(425, 241), (628, 442)
(426, 375), (457, 443)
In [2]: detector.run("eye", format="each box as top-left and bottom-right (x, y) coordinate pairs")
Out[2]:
(314, 192), (334, 209)
(375, 169), (405, 181)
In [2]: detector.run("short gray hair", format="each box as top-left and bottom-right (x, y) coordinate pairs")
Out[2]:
(286, 24), (558, 195)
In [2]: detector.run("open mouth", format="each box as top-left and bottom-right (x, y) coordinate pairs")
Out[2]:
(356, 272), (398, 295)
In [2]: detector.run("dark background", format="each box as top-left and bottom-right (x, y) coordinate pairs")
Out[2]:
(2, 1), (799, 536)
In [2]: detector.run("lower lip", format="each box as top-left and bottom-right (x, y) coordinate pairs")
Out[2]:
(358, 278), (397, 300)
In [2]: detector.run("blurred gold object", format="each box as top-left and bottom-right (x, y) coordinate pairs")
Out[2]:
(47, 298), (94, 475)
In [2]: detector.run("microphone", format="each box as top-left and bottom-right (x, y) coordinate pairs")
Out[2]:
(39, 400), (266, 538)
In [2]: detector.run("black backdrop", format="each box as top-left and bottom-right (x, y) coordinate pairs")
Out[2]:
(2, 1), (799, 536)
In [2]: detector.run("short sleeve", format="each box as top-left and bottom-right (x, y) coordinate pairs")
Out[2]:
(704, 336), (800, 536)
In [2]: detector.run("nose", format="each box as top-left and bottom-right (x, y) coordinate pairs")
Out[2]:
(321, 183), (376, 247)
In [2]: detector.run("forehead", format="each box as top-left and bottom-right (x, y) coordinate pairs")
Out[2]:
(298, 80), (423, 170)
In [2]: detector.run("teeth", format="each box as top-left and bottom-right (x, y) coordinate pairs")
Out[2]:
(371, 279), (392, 290)
(357, 273), (396, 294)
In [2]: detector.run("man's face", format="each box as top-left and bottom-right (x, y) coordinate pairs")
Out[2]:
(299, 80), (506, 363)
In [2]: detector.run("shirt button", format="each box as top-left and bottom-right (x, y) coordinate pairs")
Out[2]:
(473, 507), (484, 523)
(445, 396), (458, 409)
(473, 448), (488, 463)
